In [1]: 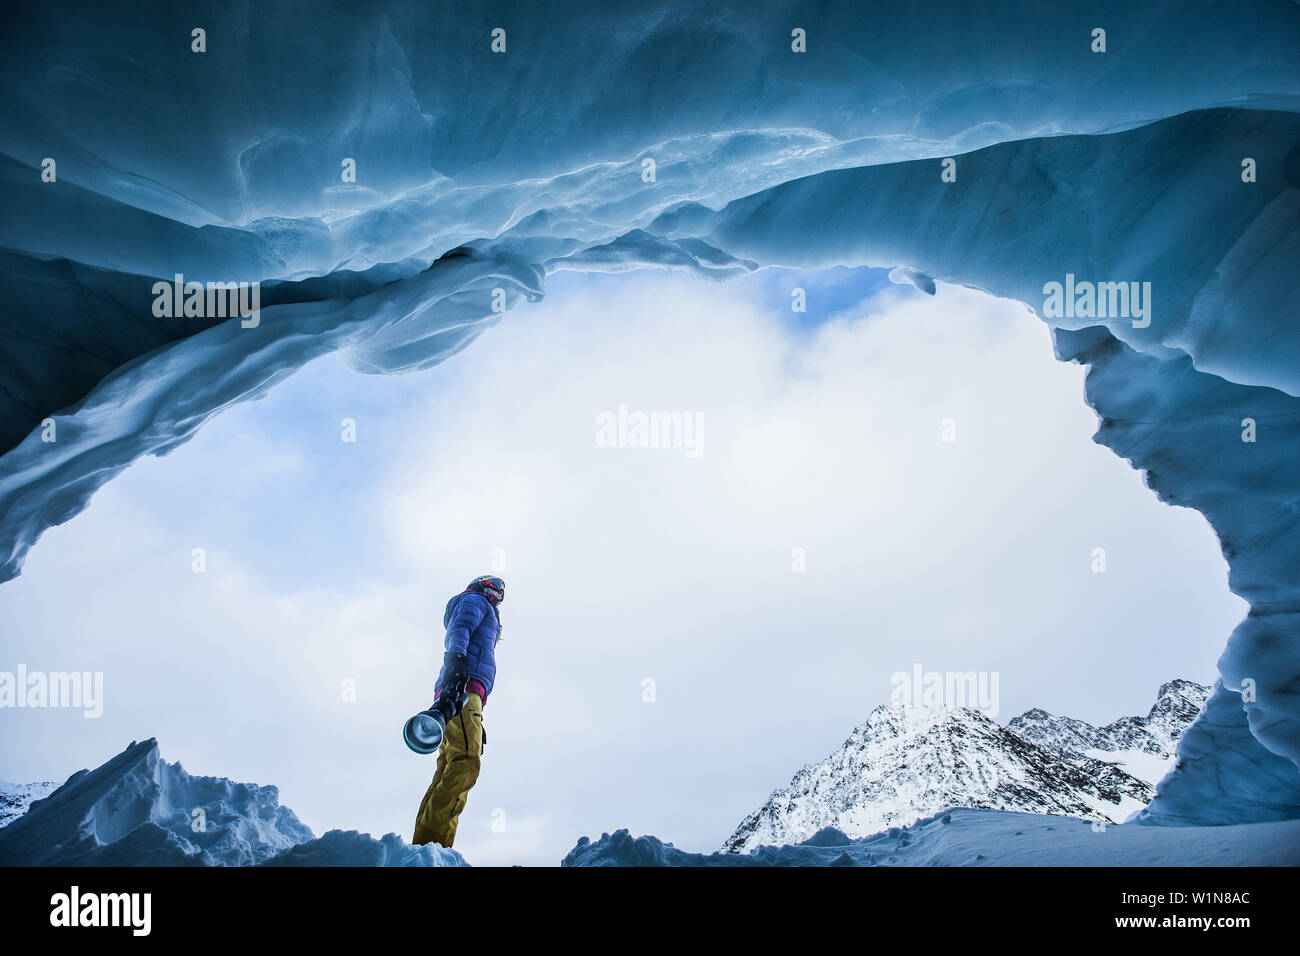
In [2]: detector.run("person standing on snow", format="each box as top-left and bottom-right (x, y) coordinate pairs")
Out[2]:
(412, 574), (504, 849)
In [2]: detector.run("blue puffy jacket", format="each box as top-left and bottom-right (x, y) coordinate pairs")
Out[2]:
(436, 590), (500, 701)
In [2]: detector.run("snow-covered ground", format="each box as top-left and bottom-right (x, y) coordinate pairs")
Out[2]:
(566, 810), (1300, 867)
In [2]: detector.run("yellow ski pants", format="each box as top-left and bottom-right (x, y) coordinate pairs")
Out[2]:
(412, 692), (484, 848)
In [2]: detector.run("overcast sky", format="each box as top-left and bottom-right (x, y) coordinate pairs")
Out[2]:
(0, 267), (1244, 865)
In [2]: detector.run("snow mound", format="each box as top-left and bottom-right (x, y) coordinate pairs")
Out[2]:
(261, 829), (465, 867)
(0, 740), (465, 867)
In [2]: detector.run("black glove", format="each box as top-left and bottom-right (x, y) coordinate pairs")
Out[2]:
(436, 651), (470, 718)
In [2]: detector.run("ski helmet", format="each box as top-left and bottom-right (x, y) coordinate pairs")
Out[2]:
(468, 574), (505, 606)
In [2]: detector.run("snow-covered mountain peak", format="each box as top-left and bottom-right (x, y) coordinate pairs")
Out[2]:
(724, 681), (1211, 854)
(1009, 679), (1210, 761)
(0, 779), (58, 830)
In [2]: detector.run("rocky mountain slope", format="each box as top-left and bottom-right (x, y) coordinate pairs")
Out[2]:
(0, 779), (58, 829)
(724, 680), (1210, 853)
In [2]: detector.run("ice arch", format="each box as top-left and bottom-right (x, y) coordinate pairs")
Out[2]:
(1, 0), (1298, 828)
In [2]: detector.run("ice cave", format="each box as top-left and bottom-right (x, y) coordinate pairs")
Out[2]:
(0, 1), (1298, 866)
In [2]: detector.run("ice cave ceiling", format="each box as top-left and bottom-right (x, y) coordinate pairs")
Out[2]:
(0, 1), (1298, 825)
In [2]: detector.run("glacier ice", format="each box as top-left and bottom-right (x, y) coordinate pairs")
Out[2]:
(1, 1), (1299, 831)
(0, 739), (465, 867)
(1134, 683), (1300, 826)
